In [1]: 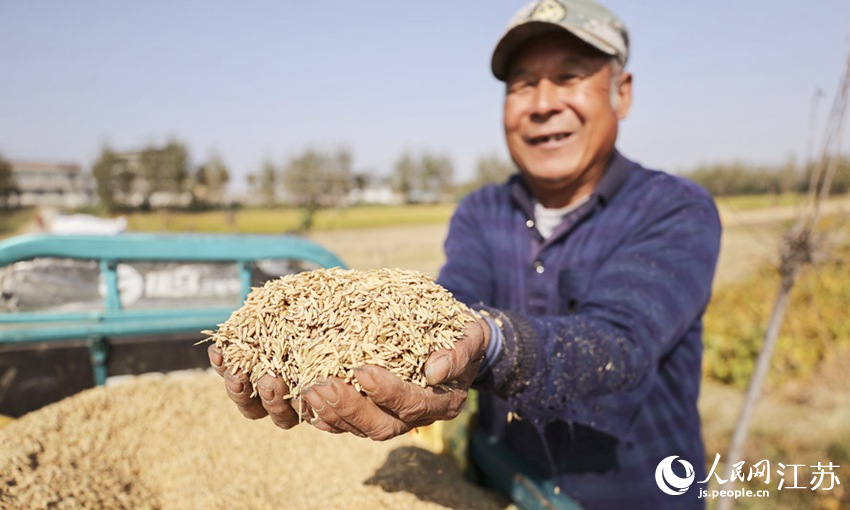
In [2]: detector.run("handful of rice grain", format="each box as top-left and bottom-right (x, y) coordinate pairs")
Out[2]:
(203, 268), (472, 399)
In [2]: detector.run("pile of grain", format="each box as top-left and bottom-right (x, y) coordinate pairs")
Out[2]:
(203, 267), (472, 398)
(0, 371), (509, 510)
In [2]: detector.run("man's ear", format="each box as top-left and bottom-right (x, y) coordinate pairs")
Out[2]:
(615, 72), (633, 120)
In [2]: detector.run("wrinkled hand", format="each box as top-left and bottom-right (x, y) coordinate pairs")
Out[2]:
(208, 344), (309, 429)
(301, 314), (488, 440)
(207, 313), (489, 440)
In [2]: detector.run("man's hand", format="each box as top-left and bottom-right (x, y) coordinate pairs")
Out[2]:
(300, 314), (489, 440)
(207, 312), (489, 440)
(208, 344), (310, 429)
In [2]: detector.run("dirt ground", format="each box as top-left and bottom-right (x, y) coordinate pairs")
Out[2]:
(714, 196), (850, 285)
(310, 223), (450, 277)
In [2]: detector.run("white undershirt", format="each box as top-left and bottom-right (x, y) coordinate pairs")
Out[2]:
(533, 196), (590, 239)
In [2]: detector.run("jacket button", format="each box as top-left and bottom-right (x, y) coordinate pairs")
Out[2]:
(526, 219), (535, 228)
(534, 261), (544, 274)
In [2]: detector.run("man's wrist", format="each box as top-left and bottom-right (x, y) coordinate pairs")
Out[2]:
(477, 315), (504, 377)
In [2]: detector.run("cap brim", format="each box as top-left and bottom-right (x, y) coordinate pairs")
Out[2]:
(490, 21), (618, 81)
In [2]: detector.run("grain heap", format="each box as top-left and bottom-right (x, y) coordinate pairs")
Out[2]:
(0, 371), (511, 509)
(203, 267), (472, 398)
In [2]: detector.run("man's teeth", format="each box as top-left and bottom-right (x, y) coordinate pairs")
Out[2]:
(535, 133), (569, 143)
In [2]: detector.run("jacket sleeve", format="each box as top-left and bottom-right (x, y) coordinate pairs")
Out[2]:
(439, 185), (721, 439)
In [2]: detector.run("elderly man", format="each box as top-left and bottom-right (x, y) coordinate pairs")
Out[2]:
(209, 0), (720, 507)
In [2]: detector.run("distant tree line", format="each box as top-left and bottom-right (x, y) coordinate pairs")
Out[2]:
(11, 139), (848, 220)
(2, 141), (516, 218)
(92, 140), (229, 213)
(681, 156), (850, 196)
(247, 148), (469, 206)
(281, 147), (353, 232)
(0, 152), (17, 210)
(244, 148), (517, 231)
(390, 150), (454, 203)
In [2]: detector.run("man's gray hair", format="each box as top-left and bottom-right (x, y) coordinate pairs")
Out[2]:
(609, 58), (624, 110)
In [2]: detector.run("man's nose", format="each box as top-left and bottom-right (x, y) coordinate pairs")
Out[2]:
(531, 79), (563, 117)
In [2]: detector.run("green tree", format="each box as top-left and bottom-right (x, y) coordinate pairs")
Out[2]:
(777, 155), (799, 196)
(833, 156), (850, 194)
(684, 161), (791, 196)
(0, 152), (17, 209)
(476, 152), (514, 186)
(421, 153), (454, 200)
(800, 154), (850, 195)
(139, 139), (190, 209)
(391, 151), (416, 200)
(282, 147), (353, 231)
(678, 155), (850, 198)
(193, 150), (230, 207)
(91, 145), (134, 212)
(456, 152), (516, 197)
(258, 159), (278, 207)
(391, 150), (455, 203)
(352, 173), (369, 191)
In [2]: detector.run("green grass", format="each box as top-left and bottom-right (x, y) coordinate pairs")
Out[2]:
(703, 219), (850, 389)
(0, 208), (36, 239)
(125, 204), (456, 234)
(715, 194), (808, 210)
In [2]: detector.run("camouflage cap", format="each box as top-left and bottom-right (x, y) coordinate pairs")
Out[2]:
(491, 0), (629, 81)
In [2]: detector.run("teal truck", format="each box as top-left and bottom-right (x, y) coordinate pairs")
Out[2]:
(0, 233), (345, 416)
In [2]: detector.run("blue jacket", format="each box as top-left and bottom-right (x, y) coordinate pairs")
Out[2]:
(437, 152), (721, 509)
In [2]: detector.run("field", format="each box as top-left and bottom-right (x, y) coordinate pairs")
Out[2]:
(0, 208), (36, 239)
(123, 203), (457, 234)
(3, 194), (849, 508)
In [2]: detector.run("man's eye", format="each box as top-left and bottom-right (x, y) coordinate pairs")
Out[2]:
(507, 80), (534, 93)
(556, 74), (579, 84)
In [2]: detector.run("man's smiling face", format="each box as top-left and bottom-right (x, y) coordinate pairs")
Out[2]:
(503, 31), (631, 208)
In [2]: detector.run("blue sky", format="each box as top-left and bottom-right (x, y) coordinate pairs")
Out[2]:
(2, 1), (849, 190)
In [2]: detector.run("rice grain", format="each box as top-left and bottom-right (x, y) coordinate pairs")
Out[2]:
(202, 268), (472, 399)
